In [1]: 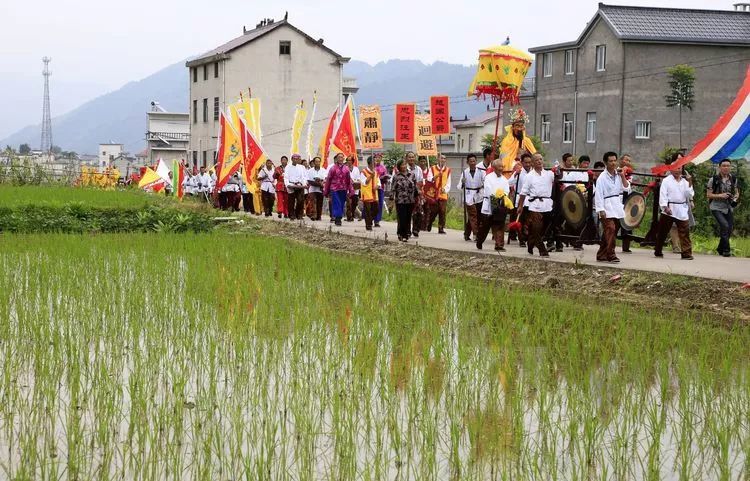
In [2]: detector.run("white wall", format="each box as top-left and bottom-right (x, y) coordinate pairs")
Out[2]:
(189, 24), (343, 166)
(98, 144), (123, 167)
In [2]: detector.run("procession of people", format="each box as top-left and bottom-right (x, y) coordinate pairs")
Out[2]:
(170, 142), (741, 262)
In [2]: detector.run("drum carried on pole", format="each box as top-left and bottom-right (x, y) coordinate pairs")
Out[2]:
(620, 192), (647, 231)
(561, 185), (587, 230)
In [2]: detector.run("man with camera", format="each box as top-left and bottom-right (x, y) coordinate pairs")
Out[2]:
(706, 159), (741, 257)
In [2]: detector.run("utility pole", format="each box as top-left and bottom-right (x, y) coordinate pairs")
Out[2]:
(41, 57), (53, 156)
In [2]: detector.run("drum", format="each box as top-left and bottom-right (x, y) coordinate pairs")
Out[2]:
(620, 192), (646, 230)
(561, 185), (587, 229)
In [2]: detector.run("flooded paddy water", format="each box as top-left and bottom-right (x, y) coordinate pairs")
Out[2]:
(1, 234), (748, 480)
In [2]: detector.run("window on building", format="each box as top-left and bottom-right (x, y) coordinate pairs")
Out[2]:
(202, 98), (208, 123)
(192, 151), (198, 165)
(213, 97), (220, 121)
(193, 100), (197, 124)
(636, 120), (652, 139)
(202, 151), (207, 166)
(214, 62), (219, 78)
(563, 113), (573, 143)
(192, 68), (197, 83)
(279, 41), (291, 55)
(586, 112), (597, 143)
(564, 49), (575, 75)
(542, 53), (551, 78)
(203, 65), (208, 81)
(596, 45), (606, 72)
(540, 114), (551, 143)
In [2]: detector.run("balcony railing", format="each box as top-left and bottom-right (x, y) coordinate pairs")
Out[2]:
(146, 132), (190, 142)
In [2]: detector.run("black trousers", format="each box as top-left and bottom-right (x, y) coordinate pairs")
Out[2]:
(712, 210), (734, 254)
(287, 189), (305, 219)
(261, 191), (275, 216)
(242, 193), (253, 213)
(411, 201), (424, 235)
(396, 203), (414, 239)
(309, 192), (324, 220)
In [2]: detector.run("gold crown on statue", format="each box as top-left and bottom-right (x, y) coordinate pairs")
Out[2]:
(509, 108), (529, 125)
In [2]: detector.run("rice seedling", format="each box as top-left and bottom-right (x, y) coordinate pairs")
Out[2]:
(0, 232), (748, 480)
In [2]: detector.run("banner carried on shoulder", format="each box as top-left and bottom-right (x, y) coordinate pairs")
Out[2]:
(395, 103), (416, 144)
(430, 96), (451, 135)
(415, 114), (438, 156)
(358, 105), (383, 149)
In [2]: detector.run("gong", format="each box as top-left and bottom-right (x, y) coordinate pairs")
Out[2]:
(620, 192), (646, 230)
(561, 185), (587, 229)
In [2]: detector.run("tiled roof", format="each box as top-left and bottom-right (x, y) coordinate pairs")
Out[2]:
(600, 3), (750, 45)
(452, 110), (498, 128)
(531, 3), (750, 52)
(186, 20), (345, 67)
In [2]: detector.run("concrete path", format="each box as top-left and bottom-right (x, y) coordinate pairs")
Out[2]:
(266, 216), (750, 284)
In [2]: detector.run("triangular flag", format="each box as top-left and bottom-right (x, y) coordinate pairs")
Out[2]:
(332, 98), (358, 165)
(156, 158), (172, 186)
(138, 167), (166, 192)
(290, 100), (307, 156)
(172, 159), (185, 200)
(215, 111), (243, 191)
(240, 118), (268, 187)
(319, 106), (338, 168)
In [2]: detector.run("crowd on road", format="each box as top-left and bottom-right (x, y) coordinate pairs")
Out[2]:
(177, 148), (741, 262)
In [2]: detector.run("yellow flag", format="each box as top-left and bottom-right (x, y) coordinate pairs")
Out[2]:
(216, 111), (243, 190)
(290, 101), (307, 156)
(138, 167), (166, 191)
(228, 98), (262, 141)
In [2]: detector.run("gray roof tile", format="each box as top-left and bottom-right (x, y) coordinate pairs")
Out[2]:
(531, 3), (750, 52)
(600, 4), (750, 45)
(186, 20), (345, 67)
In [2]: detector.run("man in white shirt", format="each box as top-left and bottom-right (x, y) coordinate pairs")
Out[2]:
(477, 147), (494, 174)
(345, 156), (361, 221)
(285, 154), (308, 220)
(508, 152), (533, 246)
(594, 151), (630, 263)
(458, 154), (485, 241)
(306, 156), (327, 221)
(476, 159), (511, 251)
(257, 159), (276, 217)
(515, 153), (555, 257)
(655, 163), (695, 259)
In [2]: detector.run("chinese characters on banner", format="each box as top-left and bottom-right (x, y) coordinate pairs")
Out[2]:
(430, 95), (451, 135)
(358, 105), (383, 149)
(394, 103), (416, 144)
(415, 114), (438, 156)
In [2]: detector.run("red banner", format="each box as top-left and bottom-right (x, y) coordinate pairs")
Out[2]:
(430, 95), (451, 135)
(394, 103), (415, 144)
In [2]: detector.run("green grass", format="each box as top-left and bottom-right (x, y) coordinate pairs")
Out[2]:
(0, 185), (175, 208)
(0, 232), (748, 480)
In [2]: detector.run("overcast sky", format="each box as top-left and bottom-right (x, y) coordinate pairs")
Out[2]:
(0, 0), (733, 116)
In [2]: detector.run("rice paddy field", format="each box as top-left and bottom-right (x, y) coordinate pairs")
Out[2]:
(1, 232), (749, 481)
(0, 186), (173, 208)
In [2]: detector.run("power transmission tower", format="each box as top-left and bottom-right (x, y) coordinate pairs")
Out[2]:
(40, 57), (53, 155)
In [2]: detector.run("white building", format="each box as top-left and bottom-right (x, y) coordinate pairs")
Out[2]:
(452, 111), (500, 153)
(98, 143), (123, 168)
(186, 14), (354, 167)
(147, 111), (190, 164)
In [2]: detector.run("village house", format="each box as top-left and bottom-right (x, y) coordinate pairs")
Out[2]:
(186, 14), (357, 167)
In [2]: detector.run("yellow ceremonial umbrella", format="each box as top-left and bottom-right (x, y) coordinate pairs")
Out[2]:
(468, 43), (533, 158)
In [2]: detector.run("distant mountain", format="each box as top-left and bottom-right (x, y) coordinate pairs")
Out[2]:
(1, 58), (495, 155)
(0, 75), (109, 140)
(1, 61), (188, 155)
